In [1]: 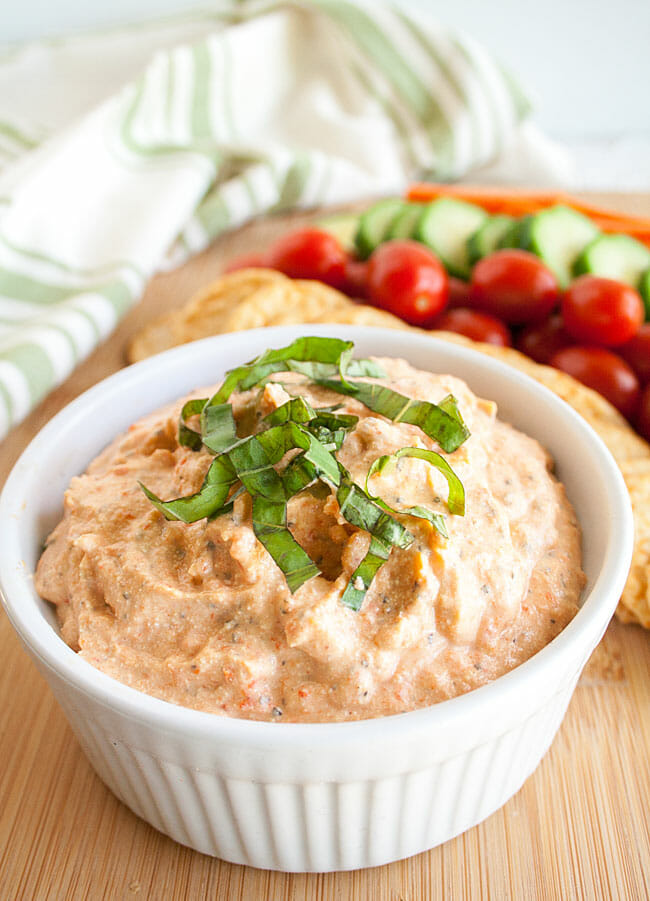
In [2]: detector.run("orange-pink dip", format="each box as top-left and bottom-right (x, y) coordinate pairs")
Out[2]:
(36, 358), (584, 722)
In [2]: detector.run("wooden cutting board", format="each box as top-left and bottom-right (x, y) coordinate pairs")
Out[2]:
(1, 194), (649, 900)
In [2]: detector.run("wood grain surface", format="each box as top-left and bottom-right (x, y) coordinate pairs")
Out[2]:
(1, 195), (649, 901)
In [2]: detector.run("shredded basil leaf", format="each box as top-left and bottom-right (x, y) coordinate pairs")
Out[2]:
(336, 466), (416, 609)
(362, 477), (448, 539)
(287, 357), (385, 384)
(210, 337), (356, 404)
(139, 454), (238, 523)
(340, 535), (391, 611)
(178, 398), (207, 451)
(252, 496), (319, 592)
(310, 410), (359, 433)
(141, 336), (470, 610)
(282, 454), (318, 498)
(337, 466), (413, 550)
(201, 402), (238, 454)
(208, 484), (246, 520)
(306, 409), (358, 451)
(367, 447), (465, 517)
(227, 421), (341, 505)
(227, 430), (288, 503)
(263, 396), (316, 426)
(315, 380), (469, 454)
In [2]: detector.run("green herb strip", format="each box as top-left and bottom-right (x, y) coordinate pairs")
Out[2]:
(252, 496), (320, 593)
(200, 401), (238, 453)
(140, 337), (470, 608)
(178, 397), (207, 450)
(335, 465), (416, 609)
(367, 447), (465, 516)
(139, 454), (238, 523)
(337, 466), (413, 550)
(209, 336), (384, 405)
(262, 395), (316, 426)
(315, 381), (469, 454)
(236, 424), (342, 590)
(340, 536), (391, 612)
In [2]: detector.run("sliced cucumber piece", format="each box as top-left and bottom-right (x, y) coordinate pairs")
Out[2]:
(354, 198), (407, 259)
(467, 215), (514, 265)
(573, 233), (650, 287)
(518, 205), (600, 287)
(415, 198), (488, 278)
(639, 266), (650, 320)
(497, 215), (532, 250)
(315, 212), (359, 252)
(387, 203), (424, 240)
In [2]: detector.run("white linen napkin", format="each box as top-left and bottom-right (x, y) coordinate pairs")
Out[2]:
(0, 0), (571, 440)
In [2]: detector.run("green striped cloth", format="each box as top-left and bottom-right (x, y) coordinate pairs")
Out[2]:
(0, 0), (543, 440)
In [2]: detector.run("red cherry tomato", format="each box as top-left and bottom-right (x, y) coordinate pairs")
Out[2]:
(367, 240), (448, 327)
(448, 276), (473, 308)
(619, 324), (650, 385)
(223, 252), (268, 273)
(265, 228), (347, 289)
(636, 385), (650, 441)
(550, 346), (641, 419)
(562, 275), (644, 346)
(342, 256), (370, 300)
(470, 250), (559, 325)
(516, 314), (573, 364)
(433, 308), (511, 346)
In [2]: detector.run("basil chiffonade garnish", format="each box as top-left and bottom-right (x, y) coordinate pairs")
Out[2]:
(140, 337), (469, 610)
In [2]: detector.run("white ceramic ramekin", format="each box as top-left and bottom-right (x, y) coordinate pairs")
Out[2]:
(0, 325), (634, 872)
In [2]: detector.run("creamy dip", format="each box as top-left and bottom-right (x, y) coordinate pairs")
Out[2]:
(36, 357), (584, 722)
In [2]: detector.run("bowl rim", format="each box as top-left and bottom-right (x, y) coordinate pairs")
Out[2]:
(0, 325), (635, 747)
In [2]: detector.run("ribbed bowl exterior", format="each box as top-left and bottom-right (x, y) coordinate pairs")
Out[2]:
(41, 657), (582, 871)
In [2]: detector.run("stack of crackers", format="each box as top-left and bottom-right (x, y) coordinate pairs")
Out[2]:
(129, 268), (650, 629)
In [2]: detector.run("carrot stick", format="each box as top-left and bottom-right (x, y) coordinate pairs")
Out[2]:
(406, 183), (650, 247)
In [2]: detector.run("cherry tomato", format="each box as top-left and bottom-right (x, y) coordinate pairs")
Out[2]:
(562, 275), (644, 346)
(550, 346), (641, 419)
(516, 314), (573, 364)
(448, 276), (473, 308)
(636, 385), (650, 441)
(342, 256), (369, 300)
(433, 308), (511, 346)
(619, 324), (650, 385)
(367, 240), (448, 327)
(470, 250), (559, 324)
(223, 252), (267, 273)
(265, 229), (347, 289)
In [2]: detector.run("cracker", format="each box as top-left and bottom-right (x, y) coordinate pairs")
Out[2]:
(128, 269), (408, 362)
(128, 271), (650, 627)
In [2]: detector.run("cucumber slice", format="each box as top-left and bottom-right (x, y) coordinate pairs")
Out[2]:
(416, 198), (488, 278)
(639, 267), (650, 320)
(573, 234), (650, 287)
(498, 215), (533, 250)
(518, 205), (600, 287)
(354, 198), (407, 259)
(387, 203), (425, 240)
(467, 215), (514, 265)
(315, 213), (359, 252)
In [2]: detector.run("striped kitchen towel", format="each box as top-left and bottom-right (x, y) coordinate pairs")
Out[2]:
(0, 0), (569, 440)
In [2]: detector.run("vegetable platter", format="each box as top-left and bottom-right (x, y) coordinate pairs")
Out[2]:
(226, 185), (650, 441)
